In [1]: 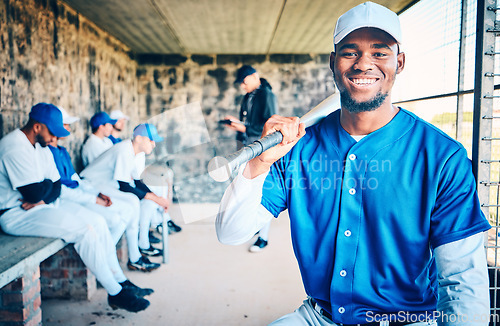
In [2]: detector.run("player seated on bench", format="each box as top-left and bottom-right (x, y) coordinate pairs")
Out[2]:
(81, 123), (170, 261)
(0, 103), (152, 313)
(48, 106), (160, 272)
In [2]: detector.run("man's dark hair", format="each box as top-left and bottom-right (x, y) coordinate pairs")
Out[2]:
(22, 118), (39, 131)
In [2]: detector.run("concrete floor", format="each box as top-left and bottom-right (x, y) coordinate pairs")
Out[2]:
(41, 203), (306, 326)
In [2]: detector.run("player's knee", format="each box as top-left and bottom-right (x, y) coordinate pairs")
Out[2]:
(86, 213), (108, 232)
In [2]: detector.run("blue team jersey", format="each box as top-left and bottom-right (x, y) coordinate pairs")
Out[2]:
(108, 135), (122, 144)
(48, 145), (78, 188)
(261, 108), (491, 324)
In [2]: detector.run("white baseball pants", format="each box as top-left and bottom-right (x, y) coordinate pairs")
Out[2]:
(0, 200), (126, 295)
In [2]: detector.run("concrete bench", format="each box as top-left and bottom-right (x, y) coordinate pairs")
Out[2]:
(0, 234), (66, 289)
(0, 232), (96, 326)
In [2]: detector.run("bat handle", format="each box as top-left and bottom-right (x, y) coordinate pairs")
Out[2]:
(229, 131), (283, 165)
(208, 131), (283, 182)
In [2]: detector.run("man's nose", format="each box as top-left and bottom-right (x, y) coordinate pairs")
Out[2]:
(353, 53), (374, 71)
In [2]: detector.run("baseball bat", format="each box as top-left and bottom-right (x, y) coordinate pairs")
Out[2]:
(208, 92), (341, 182)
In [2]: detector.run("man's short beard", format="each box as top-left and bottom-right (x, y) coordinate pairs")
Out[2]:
(340, 90), (389, 113)
(35, 133), (47, 147)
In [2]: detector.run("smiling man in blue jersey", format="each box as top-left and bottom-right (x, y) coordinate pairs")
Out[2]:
(216, 2), (491, 326)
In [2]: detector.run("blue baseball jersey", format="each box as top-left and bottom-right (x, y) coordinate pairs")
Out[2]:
(108, 135), (122, 144)
(261, 108), (491, 324)
(49, 145), (78, 188)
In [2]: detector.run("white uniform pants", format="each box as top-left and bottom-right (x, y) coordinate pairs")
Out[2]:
(269, 298), (437, 326)
(138, 184), (172, 250)
(94, 185), (142, 263)
(139, 198), (163, 249)
(258, 221), (271, 241)
(84, 201), (128, 245)
(0, 200), (125, 295)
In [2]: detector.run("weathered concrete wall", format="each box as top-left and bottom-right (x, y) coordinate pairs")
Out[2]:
(0, 0), (138, 171)
(0, 0), (337, 203)
(137, 54), (335, 148)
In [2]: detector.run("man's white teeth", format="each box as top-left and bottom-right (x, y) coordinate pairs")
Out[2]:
(352, 78), (376, 85)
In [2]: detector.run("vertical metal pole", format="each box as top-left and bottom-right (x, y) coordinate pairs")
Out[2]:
(162, 211), (169, 264)
(472, 0), (496, 320)
(472, 0), (494, 217)
(161, 183), (170, 264)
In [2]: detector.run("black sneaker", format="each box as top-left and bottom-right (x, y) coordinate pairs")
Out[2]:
(149, 230), (161, 244)
(139, 245), (163, 257)
(108, 288), (150, 312)
(167, 220), (182, 233)
(127, 256), (161, 271)
(120, 280), (154, 297)
(249, 237), (268, 253)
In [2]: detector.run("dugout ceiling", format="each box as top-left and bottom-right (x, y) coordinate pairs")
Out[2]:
(60, 0), (417, 55)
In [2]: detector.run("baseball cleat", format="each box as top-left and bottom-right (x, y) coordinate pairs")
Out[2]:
(139, 245), (163, 257)
(167, 220), (182, 233)
(149, 230), (161, 244)
(127, 256), (161, 272)
(249, 237), (268, 253)
(120, 280), (154, 297)
(108, 288), (150, 312)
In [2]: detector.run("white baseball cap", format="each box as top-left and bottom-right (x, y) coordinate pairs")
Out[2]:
(57, 106), (80, 124)
(110, 110), (130, 120)
(333, 1), (402, 45)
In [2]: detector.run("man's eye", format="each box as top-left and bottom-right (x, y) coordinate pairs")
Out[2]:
(342, 52), (357, 57)
(373, 52), (388, 57)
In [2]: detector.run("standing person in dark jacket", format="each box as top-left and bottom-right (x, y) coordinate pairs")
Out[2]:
(224, 65), (278, 145)
(223, 65), (278, 252)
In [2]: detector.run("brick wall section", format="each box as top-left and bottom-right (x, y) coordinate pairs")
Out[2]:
(39, 245), (96, 300)
(0, 267), (42, 326)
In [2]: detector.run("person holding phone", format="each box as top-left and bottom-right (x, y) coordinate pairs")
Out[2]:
(222, 65), (279, 252)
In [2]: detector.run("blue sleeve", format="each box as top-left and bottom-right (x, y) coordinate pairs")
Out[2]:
(430, 147), (491, 248)
(261, 158), (288, 217)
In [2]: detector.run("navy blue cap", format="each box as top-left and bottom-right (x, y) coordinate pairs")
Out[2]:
(29, 103), (70, 137)
(90, 112), (117, 129)
(235, 65), (257, 85)
(133, 123), (163, 142)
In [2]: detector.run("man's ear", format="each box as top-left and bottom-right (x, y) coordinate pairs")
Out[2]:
(396, 52), (405, 74)
(32, 122), (42, 133)
(329, 52), (335, 72)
